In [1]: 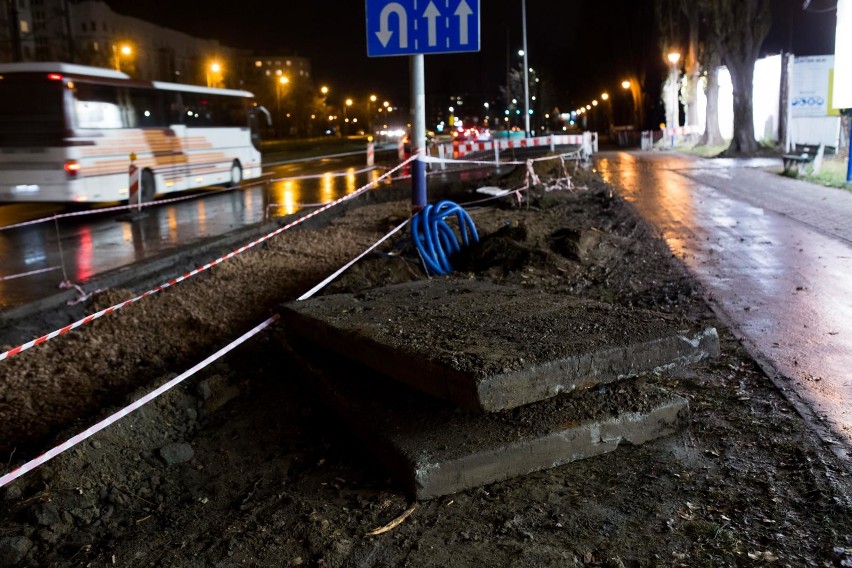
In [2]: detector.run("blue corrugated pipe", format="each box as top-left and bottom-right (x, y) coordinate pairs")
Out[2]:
(411, 200), (479, 275)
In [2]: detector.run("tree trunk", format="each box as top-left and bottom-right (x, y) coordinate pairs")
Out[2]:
(725, 58), (759, 154)
(685, 17), (700, 127)
(699, 67), (724, 146)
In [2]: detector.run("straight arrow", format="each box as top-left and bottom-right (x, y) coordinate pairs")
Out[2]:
(455, 0), (473, 45)
(376, 2), (408, 48)
(423, 1), (440, 47)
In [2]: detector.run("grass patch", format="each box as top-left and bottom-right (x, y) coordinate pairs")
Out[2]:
(679, 143), (729, 157)
(801, 155), (852, 190)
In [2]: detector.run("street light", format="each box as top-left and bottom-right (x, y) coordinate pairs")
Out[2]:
(112, 43), (132, 72)
(344, 98), (353, 136)
(207, 62), (222, 88)
(666, 52), (681, 132)
(368, 94), (377, 133)
(276, 76), (289, 138)
(521, 0), (530, 136)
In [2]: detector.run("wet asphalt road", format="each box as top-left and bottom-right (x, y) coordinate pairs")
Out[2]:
(0, 152), (394, 310)
(596, 150), (852, 454)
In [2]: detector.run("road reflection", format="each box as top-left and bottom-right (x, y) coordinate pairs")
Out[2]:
(0, 157), (387, 310)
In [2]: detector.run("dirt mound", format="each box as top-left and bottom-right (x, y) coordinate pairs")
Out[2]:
(0, 161), (850, 566)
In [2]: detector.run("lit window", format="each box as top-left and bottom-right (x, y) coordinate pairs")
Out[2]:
(286, 60), (291, 66)
(20, 20), (29, 33)
(255, 60), (262, 67)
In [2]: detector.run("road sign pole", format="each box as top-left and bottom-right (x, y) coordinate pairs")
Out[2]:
(847, 116), (852, 183)
(411, 53), (427, 212)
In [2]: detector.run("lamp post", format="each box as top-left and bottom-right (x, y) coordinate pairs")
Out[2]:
(112, 43), (131, 72)
(521, 0), (530, 137)
(666, 52), (681, 136)
(600, 92), (613, 136)
(207, 62), (222, 88)
(276, 76), (289, 138)
(368, 94), (377, 134)
(344, 98), (353, 137)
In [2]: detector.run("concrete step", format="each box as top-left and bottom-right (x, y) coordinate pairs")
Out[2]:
(282, 279), (718, 412)
(281, 337), (689, 500)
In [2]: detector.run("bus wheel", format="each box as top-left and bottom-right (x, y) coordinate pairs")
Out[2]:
(229, 161), (242, 188)
(141, 169), (156, 202)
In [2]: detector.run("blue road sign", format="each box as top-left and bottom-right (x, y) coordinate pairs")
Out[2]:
(366, 0), (480, 57)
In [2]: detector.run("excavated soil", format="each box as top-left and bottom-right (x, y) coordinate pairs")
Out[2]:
(0, 158), (851, 567)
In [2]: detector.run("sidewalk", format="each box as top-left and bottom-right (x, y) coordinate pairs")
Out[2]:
(678, 160), (852, 245)
(596, 150), (852, 462)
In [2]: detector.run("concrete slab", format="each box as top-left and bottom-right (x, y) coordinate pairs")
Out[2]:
(281, 338), (689, 500)
(281, 279), (718, 412)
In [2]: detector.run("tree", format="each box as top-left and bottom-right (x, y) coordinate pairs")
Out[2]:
(711, 0), (772, 154)
(697, 46), (725, 147)
(681, 0), (701, 128)
(696, 1), (725, 147)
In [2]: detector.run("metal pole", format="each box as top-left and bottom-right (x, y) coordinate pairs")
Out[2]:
(411, 54), (427, 212)
(847, 116), (852, 183)
(521, 0), (531, 137)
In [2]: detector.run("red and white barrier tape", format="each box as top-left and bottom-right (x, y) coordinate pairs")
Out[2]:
(0, 157), (415, 363)
(0, 314), (279, 488)
(0, 212), (414, 487)
(298, 217), (411, 301)
(0, 266), (61, 282)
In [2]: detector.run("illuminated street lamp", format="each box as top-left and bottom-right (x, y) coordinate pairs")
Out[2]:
(344, 98), (353, 136)
(207, 62), (222, 88)
(621, 79), (642, 130)
(521, 0), (530, 136)
(666, 52), (681, 132)
(321, 86), (329, 95)
(276, 76), (290, 137)
(112, 43), (132, 72)
(368, 94), (377, 132)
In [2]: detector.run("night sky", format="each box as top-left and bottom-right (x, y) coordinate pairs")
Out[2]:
(107, 0), (838, 118)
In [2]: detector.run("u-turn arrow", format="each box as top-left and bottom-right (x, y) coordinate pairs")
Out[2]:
(376, 2), (408, 48)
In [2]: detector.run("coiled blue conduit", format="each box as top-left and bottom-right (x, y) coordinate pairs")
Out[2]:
(411, 200), (479, 275)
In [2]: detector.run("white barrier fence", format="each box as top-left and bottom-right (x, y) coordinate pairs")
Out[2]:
(436, 133), (598, 162)
(643, 126), (702, 150)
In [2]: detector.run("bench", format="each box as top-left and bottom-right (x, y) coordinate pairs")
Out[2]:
(782, 143), (836, 176)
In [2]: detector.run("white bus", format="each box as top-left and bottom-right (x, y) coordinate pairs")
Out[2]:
(0, 62), (266, 203)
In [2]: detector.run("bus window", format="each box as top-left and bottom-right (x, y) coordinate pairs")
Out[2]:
(0, 73), (66, 147)
(219, 97), (249, 127)
(73, 82), (123, 129)
(126, 87), (169, 128)
(181, 92), (214, 127)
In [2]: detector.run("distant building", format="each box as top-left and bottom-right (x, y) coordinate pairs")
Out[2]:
(70, 0), (233, 85)
(0, 0), (312, 95)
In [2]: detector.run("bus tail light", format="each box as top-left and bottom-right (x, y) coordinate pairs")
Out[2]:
(63, 160), (81, 177)
(47, 73), (63, 81)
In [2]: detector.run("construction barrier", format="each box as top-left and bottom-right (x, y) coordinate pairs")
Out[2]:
(440, 133), (597, 161)
(127, 154), (140, 210)
(367, 141), (375, 167)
